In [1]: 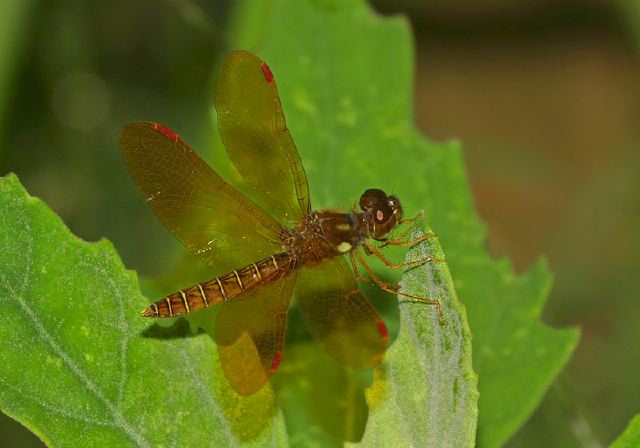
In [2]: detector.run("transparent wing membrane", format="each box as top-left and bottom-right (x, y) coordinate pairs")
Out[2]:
(296, 258), (388, 370)
(215, 50), (310, 225)
(119, 121), (283, 273)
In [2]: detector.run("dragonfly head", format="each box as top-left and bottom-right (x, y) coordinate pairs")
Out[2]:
(359, 188), (403, 240)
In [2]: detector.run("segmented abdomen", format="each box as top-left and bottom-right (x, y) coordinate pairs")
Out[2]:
(141, 252), (291, 318)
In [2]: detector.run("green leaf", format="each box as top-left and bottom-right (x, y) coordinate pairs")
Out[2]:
(352, 226), (477, 447)
(1, 0), (580, 445)
(611, 415), (640, 448)
(231, 0), (579, 446)
(0, 174), (287, 447)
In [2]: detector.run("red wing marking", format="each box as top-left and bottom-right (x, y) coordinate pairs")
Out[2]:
(377, 320), (389, 340)
(153, 123), (178, 141)
(261, 63), (274, 84)
(270, 351), (283, 372)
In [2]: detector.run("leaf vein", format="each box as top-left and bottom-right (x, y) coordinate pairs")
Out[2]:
(178, 344), (239, 447)
(0, 210), (152, 448)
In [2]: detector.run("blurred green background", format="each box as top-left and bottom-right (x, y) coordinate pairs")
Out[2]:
(0, 0), (638, 446)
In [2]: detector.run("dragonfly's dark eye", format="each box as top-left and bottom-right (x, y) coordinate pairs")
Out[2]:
(360, 188), (388, 212)
(374, 206), (392, 223)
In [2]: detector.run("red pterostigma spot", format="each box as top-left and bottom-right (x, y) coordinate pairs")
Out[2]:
(377, 321), (389, 340)
(261, 63), (274, 84)
(154, 124), (178, 141)
(270, 351), (283, 372)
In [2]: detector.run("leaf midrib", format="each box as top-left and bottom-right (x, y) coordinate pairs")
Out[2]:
(0, 201), (151, 447)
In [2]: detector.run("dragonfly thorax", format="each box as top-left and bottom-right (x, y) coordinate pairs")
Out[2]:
(283, 210), (368, 265)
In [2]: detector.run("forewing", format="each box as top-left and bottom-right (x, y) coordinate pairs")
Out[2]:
(119, 121), (283, 272)
(215, 50), (310, 225)
(216, 273), (296, 396)
(296, 257), (388, 369)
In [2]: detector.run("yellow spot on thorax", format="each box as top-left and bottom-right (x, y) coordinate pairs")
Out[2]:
(337, 242), (352, 253)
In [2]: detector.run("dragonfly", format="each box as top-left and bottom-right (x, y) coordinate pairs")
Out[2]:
(119, 50), (441, 396)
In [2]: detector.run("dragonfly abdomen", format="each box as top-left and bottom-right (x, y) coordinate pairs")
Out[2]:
(141, 252), (292, 318)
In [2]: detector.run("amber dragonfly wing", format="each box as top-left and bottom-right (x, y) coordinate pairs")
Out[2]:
(295, 258), (389, 370)
(215, 50), (310, 225)
(216, 272), (297, 396)
(119, 121), (284, 273)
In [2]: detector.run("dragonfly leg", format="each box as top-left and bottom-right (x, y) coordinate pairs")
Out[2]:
(363, 240), (443, 269)
(379, 213), (439, 248)
(353, 249), (443, 324)
(396, 215), (421, 226)
(352, 249), (400, 289)
(383, 231), (438, 247)
(350, 251), (373, 285)
(382, 219), (417, 244)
